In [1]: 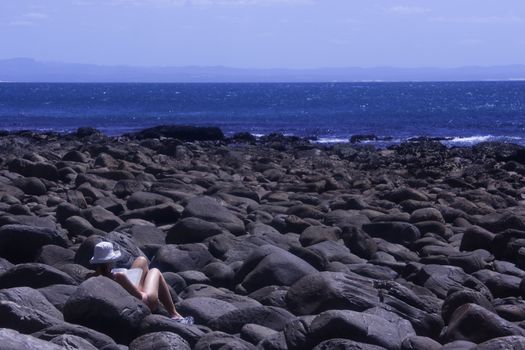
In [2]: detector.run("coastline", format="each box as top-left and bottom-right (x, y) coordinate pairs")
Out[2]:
(1, 125), (525, 347)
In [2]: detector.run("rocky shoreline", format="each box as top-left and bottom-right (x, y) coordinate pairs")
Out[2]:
(1, 125), (525, 349)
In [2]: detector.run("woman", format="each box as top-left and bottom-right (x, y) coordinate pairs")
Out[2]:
(90, 241), (192, 324)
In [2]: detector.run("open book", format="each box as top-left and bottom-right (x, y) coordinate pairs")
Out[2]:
(111, 268), (143, 287)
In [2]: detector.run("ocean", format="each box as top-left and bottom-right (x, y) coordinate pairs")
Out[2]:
(0, 82), (524, 146)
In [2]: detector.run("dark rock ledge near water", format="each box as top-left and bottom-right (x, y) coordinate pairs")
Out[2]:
(1, 125), (525, 349)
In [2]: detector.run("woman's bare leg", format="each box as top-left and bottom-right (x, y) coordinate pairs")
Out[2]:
(142, 268), (180, 318)
(131, 256), (149, 289)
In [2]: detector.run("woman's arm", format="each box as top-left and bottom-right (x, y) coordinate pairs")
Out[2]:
(113, 272), (144, 300)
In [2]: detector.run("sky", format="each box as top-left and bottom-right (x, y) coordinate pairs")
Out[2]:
(0, 0), (524, 69)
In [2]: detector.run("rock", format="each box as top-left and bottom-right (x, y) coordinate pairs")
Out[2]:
(0, 300), (63, 333)
(182, 196), (245, 235)
(286, 272), (380, 315)
(13, 176), (47, 195)
(176, 296), (238, 325)
(441, 303), (525, 343)
(201, 261), (235, 288)
(475, 336), (525, 349)
(300, 225), (342, 246)
(128, 125), (225, 141)
(49, 334), (98, 350)
(241, 323), (278, 345)
(121, 202), (183, 224)
(472, 269), (522, 298)
(152, 244), (215, 273)
(460, 226), (495, 251)
(194, 331), (257, 350)
(363, 222), (421, 246)
(36, 244), (75, 267)
(126, 191), (172, 210)
(0, 263), (77, 289)
(235, 245), (318, 293)
(387, 188), (429, 203)
(38, 284), (78, 312)
(410, 208), (445, 224)
(411, 264), (492, 299)
(0, 286), (63, 320)
(0, 328), (63, 350)
(137, 314), (205, 348)
(309, 309), (416, 349)
(441, 289), (494, 324)
(33, 322), (119, 350)
(313, 338), (387, 350)
(401, 336), (442, 350)
(62, 150), (89, 163)
(113, 180), (145, 198)
(82, 206), (124, 232)
(63, 276), (151, 345)
(0, 224), (69, 263)
(166, 217), (225, 244)
(207, 305), (296, 333)
(129, 331), (191, 350)
(341, 226), (378, 259)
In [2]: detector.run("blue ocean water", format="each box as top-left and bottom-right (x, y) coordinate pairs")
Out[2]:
(0, 82), (524, 146)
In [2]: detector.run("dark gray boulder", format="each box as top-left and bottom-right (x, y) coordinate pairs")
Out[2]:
(363, 222), (421, 246)
(207, 305), (296, 333)
(36, 244), (75, 267)
(0, 263), (77, 289)
(166, 217), (225, 244)
(235, 244), (317, 293)
(152, 244), (215, 273)
(401, 336), (442, 350)
(63, 276), (151, 345)
(313, 338), (387, 350)
(137, 314), (206, 348)
(176, 296), (238, 325)
(475, 336), (525, 349)
(0, 328), (63, 350)
(182, 196), (245, 235)
(49, 334), (98, 350)
(0, 224), (69, 263)
(309, 309), (416, 350)
(0, 300), (63, 334)
(441, 289), (494, 324)
(194, 331), (256, 350)
(32, 322), (119, 350)
(0, 286), (63, 320)
(38, 284), (78, 312)
(129, 331), (190, 350)
(82, 206), (124, 232)
(441, 303), (525, 343)
(127, 191), (172, 210)
(120, 202), (183, 224)
(286, 272), (380, 315)
(13, 177), (47, 195)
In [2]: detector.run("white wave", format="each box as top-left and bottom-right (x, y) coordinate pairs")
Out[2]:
(449, 135), (493, 144)
(314, 137), (349, 144)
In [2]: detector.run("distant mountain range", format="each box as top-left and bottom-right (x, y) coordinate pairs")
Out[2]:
(1, 58), (525, 83)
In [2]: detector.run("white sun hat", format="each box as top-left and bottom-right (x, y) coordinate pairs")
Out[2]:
(90, 241), (122, 264)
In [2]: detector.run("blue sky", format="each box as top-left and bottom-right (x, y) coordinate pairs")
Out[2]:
(1, 0), (524, 68)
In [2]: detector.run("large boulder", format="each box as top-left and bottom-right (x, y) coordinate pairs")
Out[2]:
(0, 224), (69, 263)
(176, 296), (238, 325)
(166, 217), (225, 244)
(48, 334), (98, 350)
(0, 328), (63, 350)
(308, 309), (416, 350)
(441, 303), (525, 343)
(152, 244), (215, 273)
(0, 286), (63, 320)
(207, 305), (296, 333)
(128, 125), (225, 141)
(13, 177), (47, 195)
(129, 331), (190, 350)
(235, 245), (318, 293)
(182, 196), (245, 235)
(0, 263), (77, 289)
(32, 322), (119, 350)
(0, 300), (63, 334)
(63, 276), (151, 345)
(194, 331), (256, 350)
(82, 206), (124, 232)
(362, 222), (421, 246)
(286, 272), (380, 315)
(137, 314), (206, 348)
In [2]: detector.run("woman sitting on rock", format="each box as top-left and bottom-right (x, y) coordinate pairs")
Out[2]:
(90, 241), (193, 324)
